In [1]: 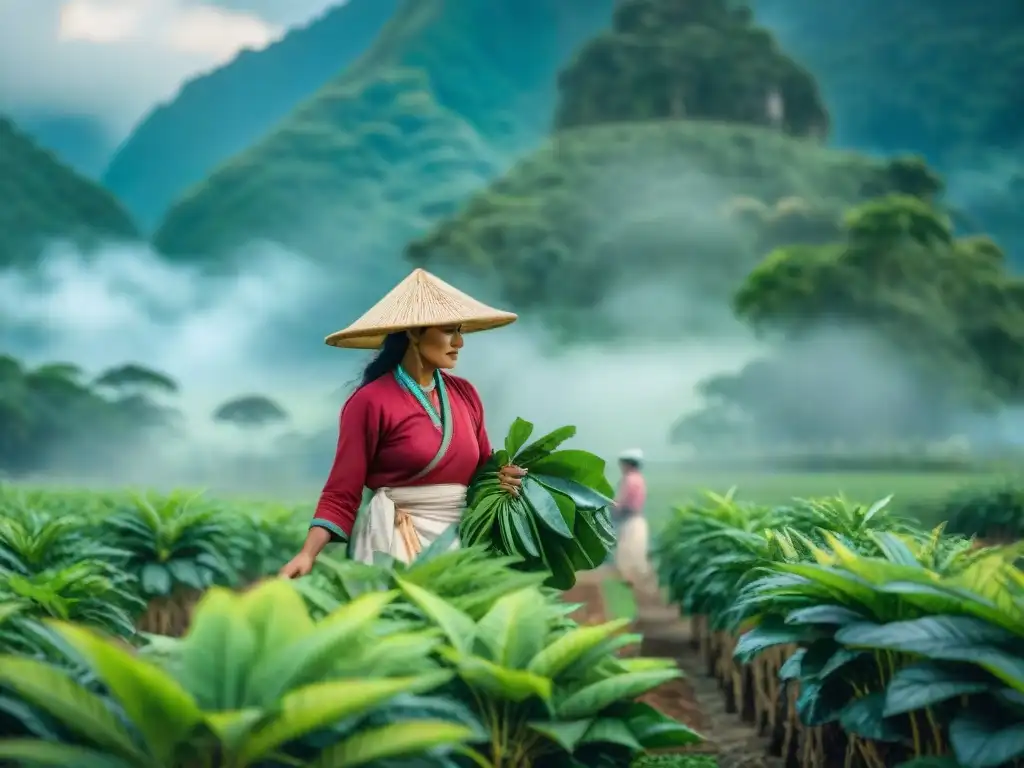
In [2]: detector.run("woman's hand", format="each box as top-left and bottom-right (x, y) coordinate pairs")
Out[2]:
(279, 551), (316, 579)
(499, 464), (527, 496)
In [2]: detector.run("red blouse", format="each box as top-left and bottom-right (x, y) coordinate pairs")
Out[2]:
(312, 371), (493, 538)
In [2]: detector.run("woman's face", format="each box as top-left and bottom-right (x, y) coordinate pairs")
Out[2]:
(411, 325), (464, 370)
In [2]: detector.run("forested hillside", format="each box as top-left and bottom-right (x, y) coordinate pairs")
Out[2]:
(0, 117), (138, 269)
(407, 0), (894, 335)
(150, 0), (616, 262)
(101, 0), (399, 230)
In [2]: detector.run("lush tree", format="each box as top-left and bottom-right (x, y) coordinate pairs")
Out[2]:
(212, 395), (289, 430)
(93, 364), (179, 396)
(675, 193), (1024, 448)
(0, 118), (138, 269)
(0, 355), (180, 476)
(554, 0), (829, 138)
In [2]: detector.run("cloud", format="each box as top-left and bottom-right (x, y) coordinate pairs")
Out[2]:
(0, 0), (295, 136)
(58, 0), (280, 58)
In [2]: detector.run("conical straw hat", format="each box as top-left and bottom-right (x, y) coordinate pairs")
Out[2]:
(325, 268), (518, 349)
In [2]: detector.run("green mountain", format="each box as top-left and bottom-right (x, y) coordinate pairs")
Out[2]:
(0, 117), (138, 269)
(17, 113), (114, 178)
(151, 0), (617, 262)
(102, 0), (399, 231)
(408, 121), (897, 338)
(406, 0), (908, 337)
(758, 0), (1023, 162)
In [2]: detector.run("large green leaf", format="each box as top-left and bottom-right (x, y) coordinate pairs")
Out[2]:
(839, 692), (903, 743)
(476, 588), (547, 670)
(50, 622), (202, 764)
(580, 718), (642, 751)
(530, 451), (611, 496)
(533, 475), (612, 511)
(175, 588), (258, 710)
(246, 589), (397, 702)
(734, 624), (813, 664)
(396, 577), (476, 654)
(309, 720), (475, 767)
(884, 661), (996, 716)
(528, 620), (631, 680)
(0, 656), (145, 763)
(524, 479), (573, 539)
(238, 674), (452, 763)
(504, 418), (534, 460)
(447, 652), (552, 703)
(785, 604), (864, 626)
(557, 670), (680, 719)
(0, 740), (136, 768)
(526, 719), (592, 751)
(623, 702), (703, 748)
(837, 616), (1024, 694)
(950, 711), (1024, 768)
(514, 425), (577, 466)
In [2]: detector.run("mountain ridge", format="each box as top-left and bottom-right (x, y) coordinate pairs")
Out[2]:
(101, 0), (399, 231)
(0, 116), (138, 269)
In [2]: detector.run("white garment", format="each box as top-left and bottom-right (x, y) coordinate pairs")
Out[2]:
(615, 515), (650, 583)
(351, 483), (466, 564)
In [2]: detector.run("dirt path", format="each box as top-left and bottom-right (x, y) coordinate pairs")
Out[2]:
(564, 569), (784, 768)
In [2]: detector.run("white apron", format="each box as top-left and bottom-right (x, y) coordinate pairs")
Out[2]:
(351, 483), (466, 563)
(615, 515), (650, 584)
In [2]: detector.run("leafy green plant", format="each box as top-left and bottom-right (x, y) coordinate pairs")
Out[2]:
(0, 580), (477, 767)
(656, 488), (1024, 768)
(297, 528), (550, 625)
(101, 491), (238, 635)
(917, 479), (1024, 543)
(463, 418), (616, 589)
(397, 578), (702, 766)
(223, 503), (307, 583)
(732, 534), (1024, 768)
(0, 510), (128, 577)
(0, 561), (141, 640)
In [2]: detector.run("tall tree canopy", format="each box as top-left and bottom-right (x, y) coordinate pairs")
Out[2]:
(554, 0), (829, 138)
(0, 354), (180, 476)
(675, 192), (1024, 448)
(212, 395), (289, 430)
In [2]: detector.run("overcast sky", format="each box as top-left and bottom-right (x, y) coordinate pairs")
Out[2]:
(0, 0), (340, 139)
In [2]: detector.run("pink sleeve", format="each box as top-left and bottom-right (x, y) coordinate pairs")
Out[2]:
(312, 393), (380, 539)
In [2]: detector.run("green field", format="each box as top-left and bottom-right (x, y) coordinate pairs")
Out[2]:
(641, 466), (1002, 530)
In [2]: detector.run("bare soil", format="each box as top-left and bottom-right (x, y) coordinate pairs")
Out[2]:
(562, 569), (784, 768)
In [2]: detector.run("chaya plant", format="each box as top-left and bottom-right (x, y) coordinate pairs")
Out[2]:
(397, 578), (701, 767)
(463, 418), (616, 589)
(731, 532), (1024, 768)
(0, 561), (141, 640)
(296, 526), (550, 625)
(0, 580), (477, 767)
(224, 503), (307, 584)
(0, 510), (130, 577)
(101, 491), (238, 635)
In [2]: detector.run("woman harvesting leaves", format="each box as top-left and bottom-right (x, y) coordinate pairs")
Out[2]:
(280, 268), (526, 576)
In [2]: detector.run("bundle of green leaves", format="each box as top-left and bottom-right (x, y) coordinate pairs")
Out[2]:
(463, 418), (616, 589)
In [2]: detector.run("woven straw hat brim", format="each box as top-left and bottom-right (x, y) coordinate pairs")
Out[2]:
(325, 268), (518, 349)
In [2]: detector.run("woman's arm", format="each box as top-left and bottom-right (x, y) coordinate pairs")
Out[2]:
(308, 393), (380, 550)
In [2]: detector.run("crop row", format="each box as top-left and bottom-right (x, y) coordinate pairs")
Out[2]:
(0, 486), (309, 642)
(654, 491), (1024, 768)
(0, 487), (700, 766)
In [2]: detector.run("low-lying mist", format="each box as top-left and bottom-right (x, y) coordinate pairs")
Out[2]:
(0, 237), (765, 496)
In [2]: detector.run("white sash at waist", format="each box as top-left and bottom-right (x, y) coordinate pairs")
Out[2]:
(351, 483), (466, 564)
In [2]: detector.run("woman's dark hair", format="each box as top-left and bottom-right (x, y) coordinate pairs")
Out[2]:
(359, 331), (409, 388)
